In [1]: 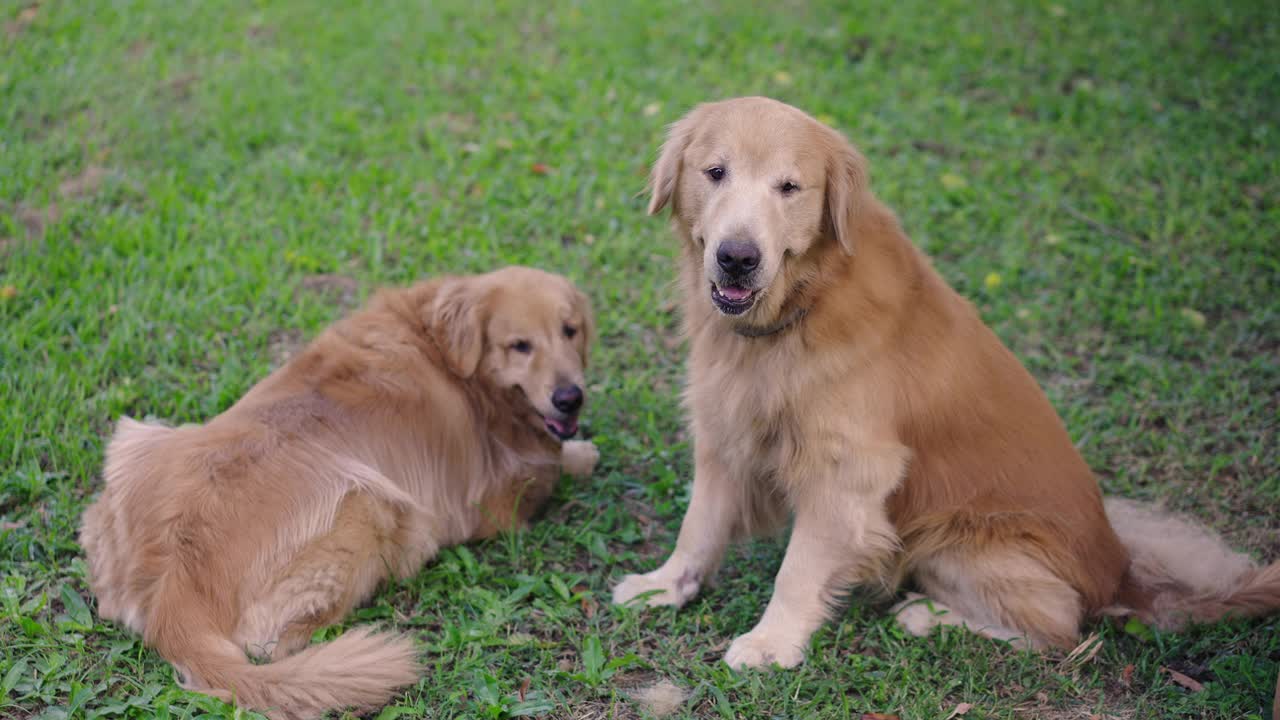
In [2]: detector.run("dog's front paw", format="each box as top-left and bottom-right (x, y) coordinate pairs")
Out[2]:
(723, 631), (805, 670)
(561, 440), (599, 479)
(612, 567), (700, 608)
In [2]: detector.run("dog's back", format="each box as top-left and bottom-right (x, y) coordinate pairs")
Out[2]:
(83, 400), (426, 720)
(80, 330), (437, 718)
(80, 269), (598, 718)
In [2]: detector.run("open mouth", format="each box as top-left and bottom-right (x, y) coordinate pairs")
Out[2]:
(542, 414), (579, 440)
(710, 283), (756, 315)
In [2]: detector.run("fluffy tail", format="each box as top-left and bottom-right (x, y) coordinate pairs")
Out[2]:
(149, 573), (421, 720)
(1105, 497), (1280, 629)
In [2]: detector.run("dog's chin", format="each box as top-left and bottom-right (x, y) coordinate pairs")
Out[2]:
(540, 414), (579, 440)
(710, 282), (757, 315)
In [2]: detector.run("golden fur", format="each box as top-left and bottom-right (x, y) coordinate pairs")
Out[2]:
(80, 266), (600, 718)
(613, 96), (1280, 668)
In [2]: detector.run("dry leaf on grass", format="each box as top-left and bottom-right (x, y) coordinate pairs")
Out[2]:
(945, 702), (973, 719)
(1162, 667), (1205, 692)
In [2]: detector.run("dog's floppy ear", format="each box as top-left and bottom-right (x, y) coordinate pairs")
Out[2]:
(429, 277), (486, 377)
(647, 111), (698, 216)
(571, 286), (595, 369)
(825, 135), (872, 255)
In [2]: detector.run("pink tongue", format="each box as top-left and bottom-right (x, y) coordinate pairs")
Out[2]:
(546, 417), (576, 436)
(719, 286), (752, 301)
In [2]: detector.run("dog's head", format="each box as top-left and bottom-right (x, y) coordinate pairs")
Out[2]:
(429, 266), (593, 440)
(648, 96), (871, 327)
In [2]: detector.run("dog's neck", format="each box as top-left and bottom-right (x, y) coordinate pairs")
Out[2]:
(733, 304), (810, 338)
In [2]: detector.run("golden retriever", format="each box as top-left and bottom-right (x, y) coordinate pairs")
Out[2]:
(612, 96), (1280, 669)
(80, 266), (599, 718)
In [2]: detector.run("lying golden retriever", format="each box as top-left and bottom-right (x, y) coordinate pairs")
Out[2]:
(613, 96), (1280, 669)
(80, 266), (599, 719)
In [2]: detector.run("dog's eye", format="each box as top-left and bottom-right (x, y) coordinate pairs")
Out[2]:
(704, 166), (726, 182)
(510, 340), (532, 354)
(779, 180), (800, 196)
(563, 324), (577, 339)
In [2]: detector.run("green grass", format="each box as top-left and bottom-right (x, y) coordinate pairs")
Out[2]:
(2, 0), (1278, 718)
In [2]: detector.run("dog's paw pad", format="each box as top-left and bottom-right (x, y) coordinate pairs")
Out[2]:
(724, 632), (805, 670)
(612, 571), (696, 608)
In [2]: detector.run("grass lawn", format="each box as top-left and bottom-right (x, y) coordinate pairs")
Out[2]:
(3, 0), (1278, 718)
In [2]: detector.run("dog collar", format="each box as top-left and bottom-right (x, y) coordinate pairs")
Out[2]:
(733, 306), (810, 339)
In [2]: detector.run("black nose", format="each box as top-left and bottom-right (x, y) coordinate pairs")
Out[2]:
(552, 384), (584, 414)
(716, 239), (760, 276)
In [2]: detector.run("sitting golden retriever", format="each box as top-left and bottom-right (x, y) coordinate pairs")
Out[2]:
(80, 266), (599, 719)
(613, 96), (1280, 669)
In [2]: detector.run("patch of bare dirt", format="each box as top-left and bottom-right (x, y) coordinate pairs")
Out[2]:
(246, 24), (276, 42)
(167, 72), (199, 101)
(298, 273), (359, 309)
(1004, 682), (1133, 720)
(267, 328), (305, 367)
(428, 112), (478, 136)
(16, 203), (59, 237)
(6, 2), (41, 38)
(58, 165), (111, 199)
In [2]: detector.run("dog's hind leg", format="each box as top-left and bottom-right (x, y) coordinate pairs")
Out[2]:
(906, 548), (1084, 650)
(234, 492), (400, 661)
(891, 592), (1028, 646)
